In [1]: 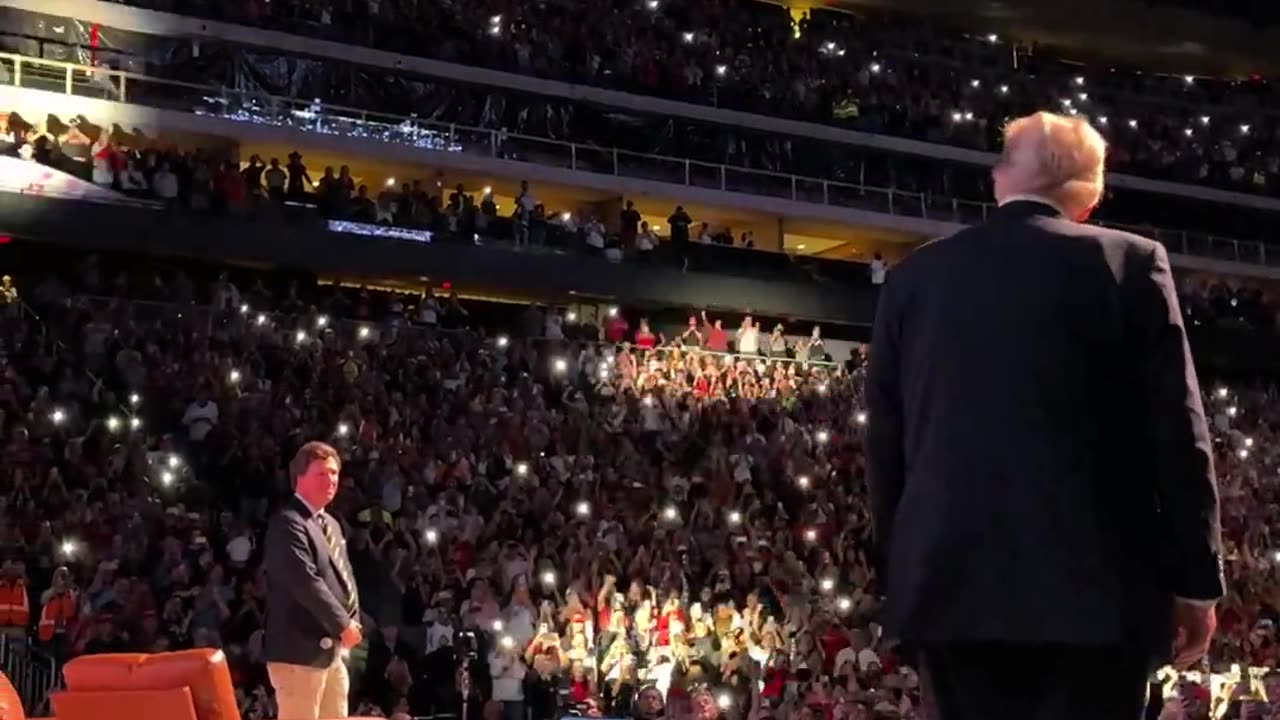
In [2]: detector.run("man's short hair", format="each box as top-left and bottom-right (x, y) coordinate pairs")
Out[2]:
(290, 441), (340, 486)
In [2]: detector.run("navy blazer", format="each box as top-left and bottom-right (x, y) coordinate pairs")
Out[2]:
(263, 495), (359, 667)
(866, 201), (1224, 655)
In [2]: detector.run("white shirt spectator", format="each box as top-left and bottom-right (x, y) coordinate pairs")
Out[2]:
(92, 153), (114, 186)
(834, 645), (882, 673)
(425, 618), (454, 653)
(545, 314), (564, 340)
(182, 399), (219, 442)
(637, 228), (656, 252)
(870, 257), (887, 285)
(506, 604), (535, 648)
(737, 323), (759, 355)
(368, 188), (392, 224)
(418, 296), (439, 325)
(152, 168), (179, 200)
(489, 650), (527, 702)
(227, 534), (253, 564)
(586, 220), (606, 250)
(647, 656), (676, 698)
(517, 189), (537, 215)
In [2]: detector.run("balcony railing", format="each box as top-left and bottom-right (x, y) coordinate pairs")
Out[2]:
(0, 51), (1275, 269)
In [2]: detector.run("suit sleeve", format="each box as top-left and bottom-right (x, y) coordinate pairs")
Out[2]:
(265, 512), (352, 637)
(865, 275), (906, 586)
(1125, 243), (1224, 601)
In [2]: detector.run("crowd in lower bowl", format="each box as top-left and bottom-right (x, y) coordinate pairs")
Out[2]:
(0, 250), (1273, 720)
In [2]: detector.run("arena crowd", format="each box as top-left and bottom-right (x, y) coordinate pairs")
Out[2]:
(108, 0), (1280, 200)
(0, 245), (1265, 720)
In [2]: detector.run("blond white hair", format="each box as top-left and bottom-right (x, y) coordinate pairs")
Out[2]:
(999, 111), (1107, 215)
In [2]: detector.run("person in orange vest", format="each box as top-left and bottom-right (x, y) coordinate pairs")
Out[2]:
(0, 559), (31, 645)
(38, 565), (77, 659)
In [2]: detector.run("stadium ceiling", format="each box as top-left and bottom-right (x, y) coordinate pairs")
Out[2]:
(823, 0), (1280, 74)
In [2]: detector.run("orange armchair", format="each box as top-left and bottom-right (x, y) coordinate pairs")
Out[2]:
(0, 668), (45, 720)
(53, 649), (237, 720)
(50, 649), (380, 720)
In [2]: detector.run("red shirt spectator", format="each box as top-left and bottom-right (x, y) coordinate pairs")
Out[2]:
(762, 664), (787, 700)
(604, 314), (628, 343)
(654, 603), (686, 646)
(704, 319), (728, 352)
(820, 624), (850, 673)
(215, 164), (246, 209)
(692, 375), (709, 398)
(635, 328), (656, 349)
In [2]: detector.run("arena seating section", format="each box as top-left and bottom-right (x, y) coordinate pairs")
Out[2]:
(1, 1), (1280, 718)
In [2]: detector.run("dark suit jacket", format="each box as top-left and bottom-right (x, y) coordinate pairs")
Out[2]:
(263, 495), (359, 667)
(866, 200), (1224, 654)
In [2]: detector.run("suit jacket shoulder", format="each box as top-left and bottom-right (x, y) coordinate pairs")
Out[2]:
(892, 212), (1163, 299)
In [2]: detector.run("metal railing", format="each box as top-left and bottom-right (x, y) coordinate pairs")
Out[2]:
(923, 196), (1277, 268)
(0, 633), (61, 716)
(1, 51), (1277, 269)
(0, 51), (931, 216)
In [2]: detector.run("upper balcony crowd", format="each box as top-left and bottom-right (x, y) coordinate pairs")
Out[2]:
(107, 0), (1280, 202)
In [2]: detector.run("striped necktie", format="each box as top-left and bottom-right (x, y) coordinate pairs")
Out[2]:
(318, 513), (359, 618)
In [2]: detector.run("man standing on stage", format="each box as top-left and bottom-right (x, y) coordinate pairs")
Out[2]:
(866, 111), (1224, 718)
(265, 441), (362, 719)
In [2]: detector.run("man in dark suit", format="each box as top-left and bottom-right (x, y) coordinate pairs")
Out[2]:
(866, 111), (1224, 719)
(265, 441), (362, 719)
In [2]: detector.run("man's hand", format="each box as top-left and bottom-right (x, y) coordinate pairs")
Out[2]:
(1171, 599), (1216, 670)
(340, 621), (362, 650)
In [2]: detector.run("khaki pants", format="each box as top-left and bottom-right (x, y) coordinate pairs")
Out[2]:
(268, 654), (349, 720)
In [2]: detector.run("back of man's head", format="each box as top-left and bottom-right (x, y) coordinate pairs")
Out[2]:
(994, 111), (1107, 221)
